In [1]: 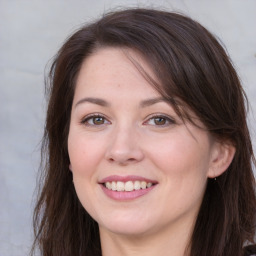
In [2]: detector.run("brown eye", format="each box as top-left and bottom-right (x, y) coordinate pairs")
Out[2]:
(93, 116), (105, 125)
(144, 115), (175, 127)
(81, 114), (110, 126)
(154, 117), (166, 125)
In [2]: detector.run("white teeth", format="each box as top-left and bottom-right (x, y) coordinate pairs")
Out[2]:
(141, 181), (147, 189)
(125, 181), (134, 192)
(147, 182), (152, 188)
(106, 182), (111, 189)
(116, 181), (124, 191)
(111, 181), (117, 191)
(104, 180), (154, 191)
(134, 181), (141, 190)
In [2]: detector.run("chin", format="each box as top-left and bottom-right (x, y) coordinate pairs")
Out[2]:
(101, 224), (151, 237)
(98, 215), (154, 236)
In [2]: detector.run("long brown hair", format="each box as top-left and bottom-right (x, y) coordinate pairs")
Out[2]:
(31, 8), (256, 256)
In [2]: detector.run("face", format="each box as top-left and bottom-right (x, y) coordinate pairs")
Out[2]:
(68, 47), (218, 238)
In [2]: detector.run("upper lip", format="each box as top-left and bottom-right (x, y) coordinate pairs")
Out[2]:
(99, 175), (158, 184)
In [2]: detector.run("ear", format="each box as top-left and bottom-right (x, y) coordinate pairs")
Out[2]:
(207, 142), (236, 178)
(69, 164), (73, 172)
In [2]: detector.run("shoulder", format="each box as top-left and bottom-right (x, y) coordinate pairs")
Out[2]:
(244, 245), (256, 256)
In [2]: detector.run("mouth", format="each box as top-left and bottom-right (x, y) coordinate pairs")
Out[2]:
(103, 180), (155, 192)
(99, 175), (157, 200)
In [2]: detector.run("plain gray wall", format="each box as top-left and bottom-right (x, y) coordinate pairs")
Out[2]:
(0, 0), (255, 255)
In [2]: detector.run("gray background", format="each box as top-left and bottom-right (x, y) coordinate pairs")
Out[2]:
(0, 0), (255, 255)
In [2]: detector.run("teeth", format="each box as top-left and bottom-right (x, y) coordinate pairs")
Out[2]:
(116, 181), (124, 191)
(111, 181), (117, 191)
(104, 180), (154, 192)
(147, 182), (152, 188)
(125, 181), (134, 192)
(141, 181), (147, 189)
(106, 182), (111, 189)
(134, 181), (141, 190)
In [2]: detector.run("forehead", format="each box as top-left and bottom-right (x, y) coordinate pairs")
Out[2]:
(74, 47), (161, 100)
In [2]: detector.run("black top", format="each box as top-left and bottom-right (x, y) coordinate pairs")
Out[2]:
(244, 245), (256, 256)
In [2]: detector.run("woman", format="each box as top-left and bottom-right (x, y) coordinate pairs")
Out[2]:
(31, 8), (256, 256)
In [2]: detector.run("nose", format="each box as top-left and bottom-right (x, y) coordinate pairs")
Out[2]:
(105, 125), (144, 165)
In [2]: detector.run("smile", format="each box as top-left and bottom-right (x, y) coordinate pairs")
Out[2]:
(104, 180), (153, 192)
(99, 175), (157, 200)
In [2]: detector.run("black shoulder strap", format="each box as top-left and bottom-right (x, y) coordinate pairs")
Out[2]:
(244, 245), (256, 256)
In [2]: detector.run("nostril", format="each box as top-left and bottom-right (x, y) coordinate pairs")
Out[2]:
(127, 158), (136, 162)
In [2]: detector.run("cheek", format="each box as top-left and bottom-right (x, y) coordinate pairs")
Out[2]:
(154, 140), (209, 213)
(146, 133), (211, 201)
(68, 132), (104, 177)
(68, 133), (104, 215)
(149, 135), (210, 174)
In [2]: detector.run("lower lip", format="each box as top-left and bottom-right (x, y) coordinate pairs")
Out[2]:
(100, 184), (156, 201)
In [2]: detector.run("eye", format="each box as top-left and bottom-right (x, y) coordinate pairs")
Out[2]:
(81, 114), (110, 126)
(144, 115), (175, 126)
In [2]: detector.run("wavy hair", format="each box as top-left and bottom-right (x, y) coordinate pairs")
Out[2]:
(31, 8), (256, 256)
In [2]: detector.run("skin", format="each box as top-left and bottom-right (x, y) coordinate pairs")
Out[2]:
(68, 47), (234, 256)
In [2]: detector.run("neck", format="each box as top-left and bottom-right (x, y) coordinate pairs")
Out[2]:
(100, 219), (193, 256)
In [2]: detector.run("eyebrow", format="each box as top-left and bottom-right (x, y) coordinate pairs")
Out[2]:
(74, 97), (110, 108)
(74, 96), (169, 108)
(140, 97), (170, 107)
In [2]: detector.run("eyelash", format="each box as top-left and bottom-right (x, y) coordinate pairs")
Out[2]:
(80, 113), (175, 127)
(144, 114), (175, 127)
(80, 113), (110, 126)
